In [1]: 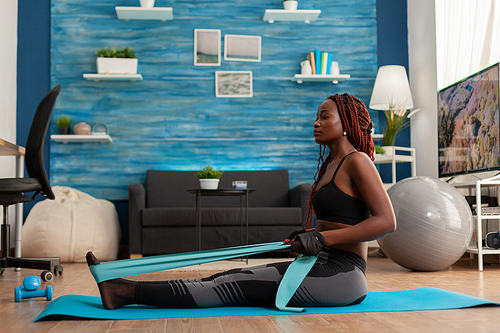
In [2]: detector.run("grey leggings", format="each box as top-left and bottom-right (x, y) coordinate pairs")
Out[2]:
(135, 248), (367, 308)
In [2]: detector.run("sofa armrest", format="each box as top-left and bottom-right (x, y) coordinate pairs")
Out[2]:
(128, 183), (146, 254)
(290, 183), (312, 225)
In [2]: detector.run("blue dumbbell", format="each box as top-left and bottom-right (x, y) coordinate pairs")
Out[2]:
(15, 276), (53, 302)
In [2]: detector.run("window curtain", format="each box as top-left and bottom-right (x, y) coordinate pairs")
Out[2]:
(435, 0), (500, 90)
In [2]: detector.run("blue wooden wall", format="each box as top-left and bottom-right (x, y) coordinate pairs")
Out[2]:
(50, 0), (378, 200)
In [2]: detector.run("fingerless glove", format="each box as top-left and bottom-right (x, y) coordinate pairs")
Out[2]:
(290, 231), (327, 256)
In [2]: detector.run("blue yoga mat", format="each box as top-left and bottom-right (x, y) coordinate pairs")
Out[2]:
(34, 287), (500, 322)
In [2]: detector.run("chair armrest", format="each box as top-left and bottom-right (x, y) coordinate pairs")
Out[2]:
(128, 183), (146, 254)
(290, 183), (312, 225)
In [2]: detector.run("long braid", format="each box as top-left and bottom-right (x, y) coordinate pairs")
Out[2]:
(331, 93), (375, 160)
(305, 145), (330, 228)
(304, 93), (374, 229)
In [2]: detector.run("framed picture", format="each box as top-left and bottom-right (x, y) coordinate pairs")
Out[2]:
(224, 35), (261, 62)
(215, 71), (253, 98)
(194, 29), (221, 66)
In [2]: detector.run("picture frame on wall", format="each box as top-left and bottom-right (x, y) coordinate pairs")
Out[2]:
(224, 35), (261, 62)
(215, 71), (253, 98)
(194, 29), (221, 66)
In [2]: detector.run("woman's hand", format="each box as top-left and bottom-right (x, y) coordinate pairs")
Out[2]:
(284, 228), (316, 244)
(289, 231), (326, 256)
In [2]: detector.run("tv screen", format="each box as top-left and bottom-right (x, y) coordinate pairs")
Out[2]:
(438, 63), (500, 178)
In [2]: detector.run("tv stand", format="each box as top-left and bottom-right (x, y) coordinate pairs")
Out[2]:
(451, 174), (500, 271)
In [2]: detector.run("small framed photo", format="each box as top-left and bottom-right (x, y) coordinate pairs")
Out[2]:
(215, 71), (253, 98)
(194, 29), (221, 66)
(224, 35), (261, 62)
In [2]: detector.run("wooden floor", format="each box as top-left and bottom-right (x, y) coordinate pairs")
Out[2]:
(2, 254), (500, 333)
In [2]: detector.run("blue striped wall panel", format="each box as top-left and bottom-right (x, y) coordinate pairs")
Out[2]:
(50, 0), (377, 200)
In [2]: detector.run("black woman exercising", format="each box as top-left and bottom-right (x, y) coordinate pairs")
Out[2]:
(86, 93), (396, 310)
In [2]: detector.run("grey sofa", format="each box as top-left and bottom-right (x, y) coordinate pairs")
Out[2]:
(128, 170), (311, 255)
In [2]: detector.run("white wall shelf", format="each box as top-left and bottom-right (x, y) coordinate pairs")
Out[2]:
(83, 74), (143, 82)
(450, 174), (500, 271)
(292, 74), (350, 84)
(372, 134), (383, 141)
(263, 9), (321, 23)
(374, 146), (416, 189)
(51, 134), (113, 144)
(115, 6), (173, 21)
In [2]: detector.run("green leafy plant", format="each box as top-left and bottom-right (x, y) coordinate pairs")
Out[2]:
(195, 165), (224, 179)
(375, 145), (386, 155)
(382, 102), (420, 146)
(96, 47), (137, 58)
(55, 115), (71, 128)
(115, 47), (136, 58)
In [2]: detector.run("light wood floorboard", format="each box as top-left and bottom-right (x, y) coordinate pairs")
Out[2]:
(2, 254), (500, 332)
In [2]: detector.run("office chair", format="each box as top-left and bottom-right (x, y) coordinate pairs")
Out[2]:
(0, 85), (63, 281)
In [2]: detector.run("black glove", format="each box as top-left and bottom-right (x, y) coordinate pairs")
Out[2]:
(290, 231), (327, 256)
(285, 228), (307, 243)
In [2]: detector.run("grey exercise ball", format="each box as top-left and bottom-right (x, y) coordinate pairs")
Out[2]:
(378, 176), (473, 271)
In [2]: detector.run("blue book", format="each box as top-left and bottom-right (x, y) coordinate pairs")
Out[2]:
(314, 49), (321, 75)
(326, 53), (333, 74)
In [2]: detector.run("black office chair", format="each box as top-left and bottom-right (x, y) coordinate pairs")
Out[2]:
(0, 85), (63, 281)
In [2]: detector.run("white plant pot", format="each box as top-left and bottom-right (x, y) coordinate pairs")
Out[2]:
(382, 146), (395, 156)
(199, 179), (220, 190)
(283, 1), (298, 10)
(96, 58), (138, 75)
(140, 0), (155, 8)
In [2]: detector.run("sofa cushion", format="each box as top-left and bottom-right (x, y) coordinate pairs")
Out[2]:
(146, 170), (291, 208)
(142, 225), (298, 255)
(141, 207), (303, 227)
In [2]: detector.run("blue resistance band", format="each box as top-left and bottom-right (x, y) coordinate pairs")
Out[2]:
(89, 242), (318, 312)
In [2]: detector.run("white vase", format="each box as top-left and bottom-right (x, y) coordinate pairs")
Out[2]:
(283, 1), (298, 10)
(199, 179), (220, 190)
(140, 0), (155, 8)
(330, 61), (340, 75)
(96, 58), (138, 75)
(300, 60), (312, 75)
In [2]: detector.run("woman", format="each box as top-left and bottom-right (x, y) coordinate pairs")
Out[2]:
(86, 93), (396, 310)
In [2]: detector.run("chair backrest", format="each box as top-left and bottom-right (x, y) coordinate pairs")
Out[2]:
(25, 85), (61, 200)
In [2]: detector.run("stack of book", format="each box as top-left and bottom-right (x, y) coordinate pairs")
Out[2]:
(307, 49), (335, 75)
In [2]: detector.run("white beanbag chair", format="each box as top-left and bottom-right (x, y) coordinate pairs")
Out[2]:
(22, 186), (121, 262)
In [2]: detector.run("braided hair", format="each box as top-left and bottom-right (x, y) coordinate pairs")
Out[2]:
(304, 93), (374, 229)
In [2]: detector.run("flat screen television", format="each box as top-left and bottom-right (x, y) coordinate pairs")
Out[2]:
(438, 62), (500, 178)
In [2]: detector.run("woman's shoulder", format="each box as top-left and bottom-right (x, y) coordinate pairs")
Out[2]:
(346, 151), (377, 173)
(349, 150), (373, 163)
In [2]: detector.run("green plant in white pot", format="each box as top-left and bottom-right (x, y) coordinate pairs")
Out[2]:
(381, 102), (420, 154)
(95, 47), (138, 75)
(196, 165), (224, 190)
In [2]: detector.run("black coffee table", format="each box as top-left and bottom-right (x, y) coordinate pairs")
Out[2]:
(187, 189), (254, 251)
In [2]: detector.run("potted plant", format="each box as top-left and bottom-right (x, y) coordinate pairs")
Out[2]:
(55, 115), (72, 134)
(382, 102), (420, 155)
(374, 145), (386, 155)
(95, 47), (138, 75)
(283, 0), (298, 10)
(195, 165), (224, 190)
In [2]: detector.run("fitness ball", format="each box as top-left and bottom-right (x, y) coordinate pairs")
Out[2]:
(378, 176), (473, 271)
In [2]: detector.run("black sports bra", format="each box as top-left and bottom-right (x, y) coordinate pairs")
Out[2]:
(312, 151), (371, 225)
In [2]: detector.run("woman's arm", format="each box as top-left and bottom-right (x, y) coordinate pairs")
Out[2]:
(320, 152), (396, 246)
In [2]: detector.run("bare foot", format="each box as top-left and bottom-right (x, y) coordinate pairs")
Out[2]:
(86, 251), (137, 310)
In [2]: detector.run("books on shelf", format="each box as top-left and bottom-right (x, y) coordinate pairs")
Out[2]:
(308, 52), (316, 75)
(305, 49), (336, 76)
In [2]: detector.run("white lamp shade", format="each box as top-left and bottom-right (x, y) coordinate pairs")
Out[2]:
(369, 65), (414, 110)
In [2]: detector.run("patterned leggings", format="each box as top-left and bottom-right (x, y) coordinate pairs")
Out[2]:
(135, 248), (367, 308)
